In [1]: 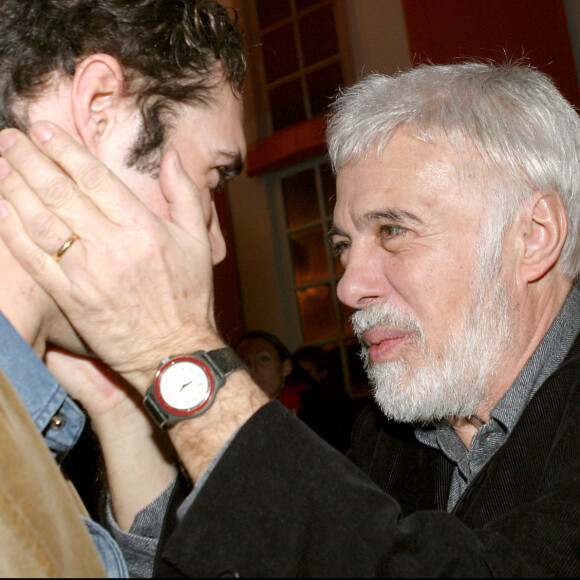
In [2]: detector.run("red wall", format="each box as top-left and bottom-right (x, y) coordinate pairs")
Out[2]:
(402, 0), (580, 108)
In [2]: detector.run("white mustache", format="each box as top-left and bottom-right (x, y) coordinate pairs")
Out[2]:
(351, 303), (425, 347)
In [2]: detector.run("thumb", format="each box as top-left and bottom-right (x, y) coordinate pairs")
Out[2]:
(159, 150), (211, 249)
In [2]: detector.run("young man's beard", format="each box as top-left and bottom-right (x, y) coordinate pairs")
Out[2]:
(351, 272), (515, 425)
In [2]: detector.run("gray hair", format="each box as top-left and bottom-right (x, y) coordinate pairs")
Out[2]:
(327, 61), (580, 279)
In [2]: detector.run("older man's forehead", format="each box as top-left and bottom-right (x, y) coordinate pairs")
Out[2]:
(336, 138), (483, 214)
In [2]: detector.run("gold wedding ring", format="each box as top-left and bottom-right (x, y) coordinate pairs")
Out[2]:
(53, 233), (79, 261)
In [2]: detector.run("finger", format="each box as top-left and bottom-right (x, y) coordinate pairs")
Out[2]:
(45, 349), (95, 389)
(0, 127), (112, 239)
(0, 198), (71, 295)
(207, 202), (227, 265)
(28, 122), (153, 225)
(46, 349), (113, 393)
(0, 156), (77, 256)
(45, 349), (134, 418)
(159, 150), (211, 249)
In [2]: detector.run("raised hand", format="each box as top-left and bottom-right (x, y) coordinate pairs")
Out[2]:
(0, 122), (221, 393)
(45, 347), (146, 423)
(45, 348), (177, 530)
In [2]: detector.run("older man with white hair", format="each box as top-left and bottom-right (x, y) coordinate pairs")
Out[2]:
(0, 61), (578, 577)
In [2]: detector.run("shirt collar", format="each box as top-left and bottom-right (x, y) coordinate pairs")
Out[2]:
(0, 310), (85, 455)
(490, 283), (580, 431)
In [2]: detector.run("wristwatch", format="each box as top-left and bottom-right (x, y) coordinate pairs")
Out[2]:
(143, 347), (246, 428)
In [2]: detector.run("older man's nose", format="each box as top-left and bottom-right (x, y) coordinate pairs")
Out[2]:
(336, 245), (393, 309)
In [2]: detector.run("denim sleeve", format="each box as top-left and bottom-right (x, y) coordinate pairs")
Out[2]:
(82, 516), (129, 578)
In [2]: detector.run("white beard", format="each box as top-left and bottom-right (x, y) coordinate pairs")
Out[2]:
(351, 275), (515, 424)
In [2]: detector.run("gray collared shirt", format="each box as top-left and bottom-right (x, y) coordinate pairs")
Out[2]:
(415, 284), (580, 511)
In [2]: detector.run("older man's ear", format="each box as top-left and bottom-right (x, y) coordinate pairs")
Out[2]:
(519, 191), (568, 284)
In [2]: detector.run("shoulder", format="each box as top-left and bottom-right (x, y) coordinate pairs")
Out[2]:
(349, 402), (419, 471)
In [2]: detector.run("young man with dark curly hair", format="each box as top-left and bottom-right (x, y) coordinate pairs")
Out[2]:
(0, 0), (246, 576)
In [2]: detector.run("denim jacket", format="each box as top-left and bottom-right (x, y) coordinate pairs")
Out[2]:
(0, 311), (128, 578)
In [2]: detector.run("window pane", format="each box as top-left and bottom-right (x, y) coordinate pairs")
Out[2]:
(261, 24), (298, 83)
(290, 227), (330, 285)
(269, 80), (306, 131)
(282, 169), (318, 228)
(333, 253), (345, 278)
(297, 284), (336, 342)
(255, 0), (291, 28)
(307, 61), (343, 117)
(299, 4), (339, 67)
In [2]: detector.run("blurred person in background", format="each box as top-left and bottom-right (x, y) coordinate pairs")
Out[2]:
(237, 331), (355, 452)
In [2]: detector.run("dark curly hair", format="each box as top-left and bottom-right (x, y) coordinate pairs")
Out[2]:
(0, 0), (246, 172)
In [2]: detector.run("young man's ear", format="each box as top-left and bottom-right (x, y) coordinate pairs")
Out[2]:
(520, 191), (568, 283)
(71, 53), (126, 153)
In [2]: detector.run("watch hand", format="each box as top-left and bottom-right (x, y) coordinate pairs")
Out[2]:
(180, 380), (192, 391)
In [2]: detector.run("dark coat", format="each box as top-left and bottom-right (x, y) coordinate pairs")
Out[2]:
(154, 335), (580, 577)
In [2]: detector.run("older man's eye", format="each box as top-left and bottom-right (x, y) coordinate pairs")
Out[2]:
(381, 225), (406, 238)
(329, 239), (350, 256)
(379, 224), (410, 253)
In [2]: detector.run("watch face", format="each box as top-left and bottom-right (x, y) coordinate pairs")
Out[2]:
(156, 358), (214, 414)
